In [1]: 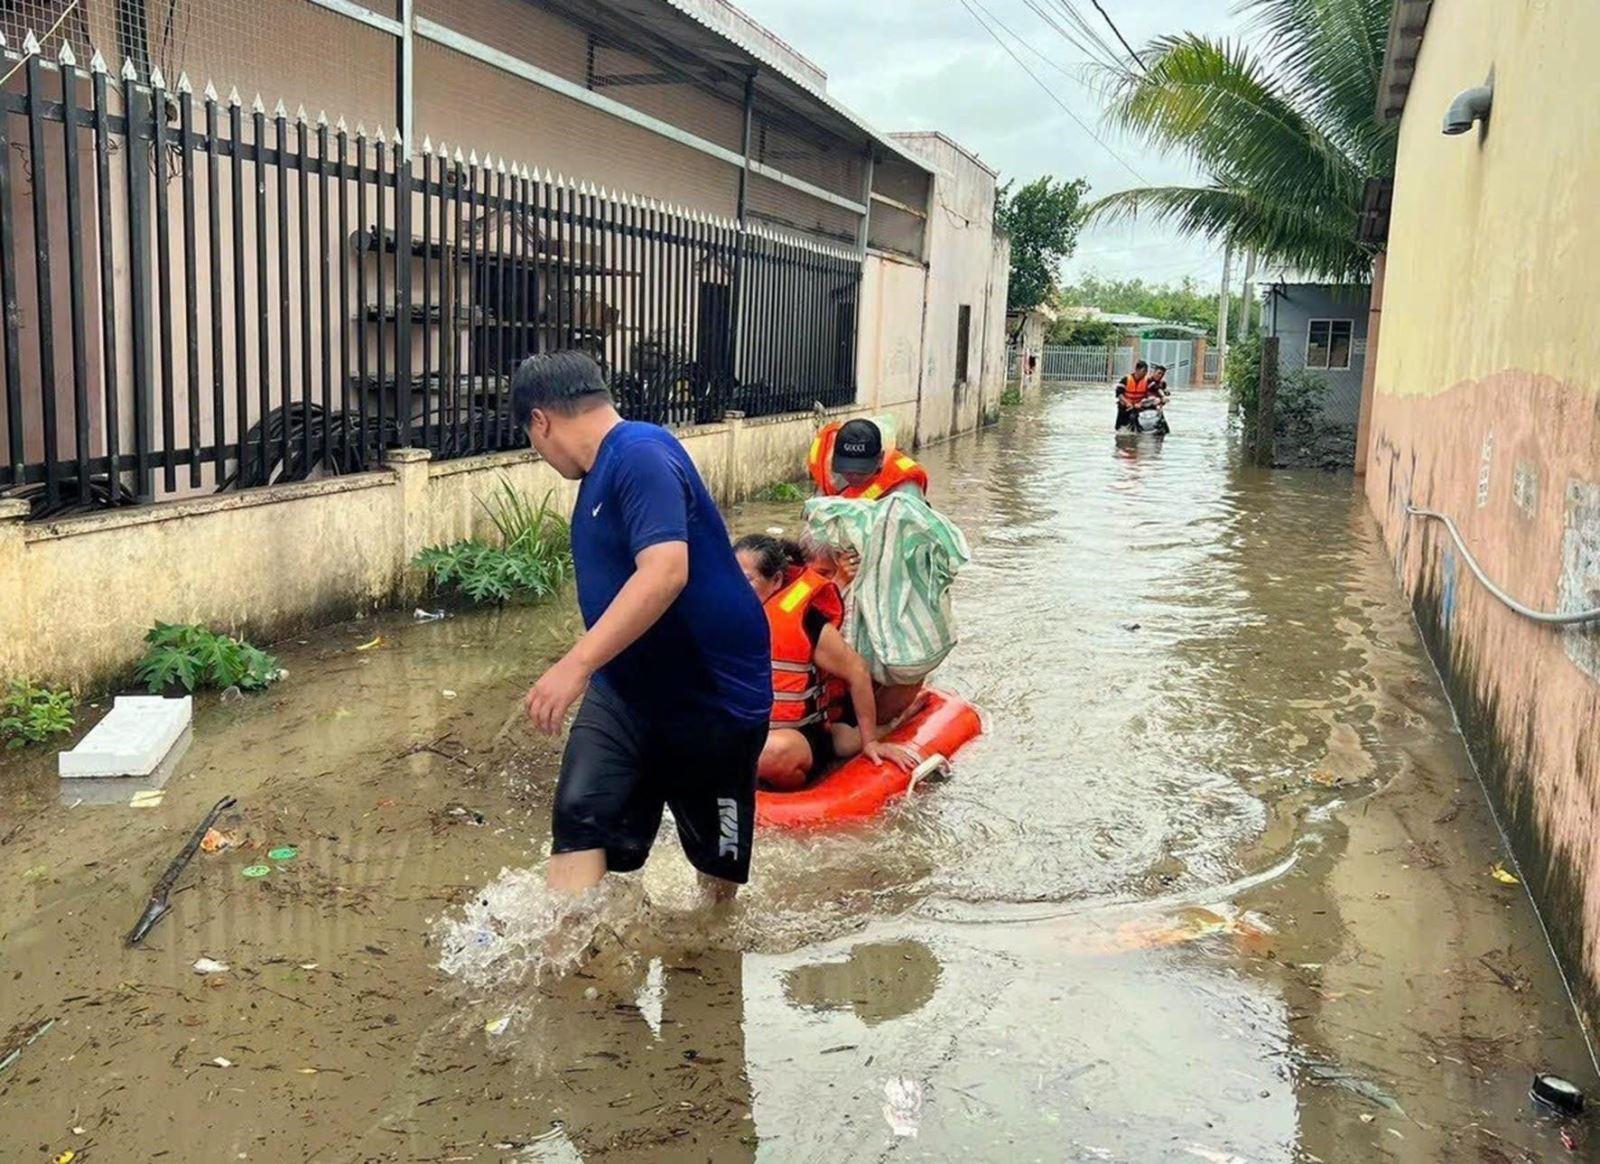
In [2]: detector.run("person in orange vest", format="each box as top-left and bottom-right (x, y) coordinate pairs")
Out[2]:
(734, 534), (917, 790)
(1115, 360), (1152, 430)
(807, 418), (929, 501)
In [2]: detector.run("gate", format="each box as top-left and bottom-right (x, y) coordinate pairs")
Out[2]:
(1039, 345), (1115, 382)
(1139, 339), (1195, 387)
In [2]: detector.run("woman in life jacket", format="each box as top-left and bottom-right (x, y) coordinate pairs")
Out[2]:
(734, 534), (917, 790)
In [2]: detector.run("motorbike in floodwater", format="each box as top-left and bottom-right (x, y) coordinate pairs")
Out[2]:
(1117, 401), (1170, 436)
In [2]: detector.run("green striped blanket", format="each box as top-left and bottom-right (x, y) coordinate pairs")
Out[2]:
(804, 493), (971, 685)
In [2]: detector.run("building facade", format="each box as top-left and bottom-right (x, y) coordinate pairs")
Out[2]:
(1365, 0), (1600, 1029)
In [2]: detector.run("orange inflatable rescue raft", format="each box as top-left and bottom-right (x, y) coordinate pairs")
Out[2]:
(756, 689), (982, 829)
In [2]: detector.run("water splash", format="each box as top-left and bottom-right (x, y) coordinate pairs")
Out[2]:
(436, 867), (652, 988)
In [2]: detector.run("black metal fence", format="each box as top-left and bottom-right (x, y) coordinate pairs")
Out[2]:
(0, 44), (861, 519)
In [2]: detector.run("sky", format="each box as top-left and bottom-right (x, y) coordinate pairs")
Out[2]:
(734, 0), (1249, 293)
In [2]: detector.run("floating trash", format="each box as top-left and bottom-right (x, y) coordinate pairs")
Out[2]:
(241, 865), (271, 879)
(192, 958), (229, 975)
(267, 846), (299, 861)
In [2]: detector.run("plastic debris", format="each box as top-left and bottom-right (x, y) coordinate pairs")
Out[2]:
(583, 986), (599, 1000)
(299, 963), (318, 971)
(298, 1067), (319, 1075)
(1121, 622), (1141, 632)
(193, 957), (230, 974)
(200, 828), (238, 854)
(1532, 1073), (1586, 1116)
(267, 846), (299, 861)
(219, 685), (243, 703)
(1491, 862), (1520, 885)
(355, 635), (383, 651)
(210, 1056), (234, 1068)
(882, 1077), (923, 1137)
(484, 1015), (511, 1036)
(414, 608), (446, 622)
(21, 865), (49, 882)
(441, 689), (458, 699)
(52, 1151), (76, 1164)
(241, 865), (271, 879)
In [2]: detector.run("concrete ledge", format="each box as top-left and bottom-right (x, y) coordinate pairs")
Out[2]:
(23, 470), (394, 544)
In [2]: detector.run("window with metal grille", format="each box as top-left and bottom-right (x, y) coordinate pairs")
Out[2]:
(1306, 319), (1354, 370)
(956, 304), (972, 382)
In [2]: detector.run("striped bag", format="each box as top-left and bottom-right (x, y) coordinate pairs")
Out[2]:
(803, 492), (971, 686)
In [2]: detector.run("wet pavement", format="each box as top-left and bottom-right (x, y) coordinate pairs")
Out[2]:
(2, 385), (1595, 1162)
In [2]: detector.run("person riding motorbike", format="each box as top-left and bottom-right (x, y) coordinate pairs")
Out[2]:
(1115, 361), (1152, 430)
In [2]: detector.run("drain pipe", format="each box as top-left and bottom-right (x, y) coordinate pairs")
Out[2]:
(1405, 505), (1600, 624)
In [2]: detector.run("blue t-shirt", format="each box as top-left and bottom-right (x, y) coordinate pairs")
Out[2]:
(572, 421), (770, 726)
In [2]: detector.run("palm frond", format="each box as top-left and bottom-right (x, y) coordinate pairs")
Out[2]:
(1087, 183), (1374, 282)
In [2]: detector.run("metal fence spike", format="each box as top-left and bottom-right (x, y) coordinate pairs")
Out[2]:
(22, 30), (41, 57)
(228, 85), (242, 106)
(454, 146), (465, 162)
(421, 134), (432, 154)
(355, 120), (366, 136)
(177, 71), (193, 94)
(273, 97), (288, 118)
(90, 48), (107, 74)
(295, 103), (308, 123)
(0, 32), (8, 50)
(468, 148), (478, 166)
(316, 109), (328, 126)
(336, 115), (348, 133)
(251, 93), (266, 114)
(202, 80), (218, 101)
(121, 57), (138, 81)
(149, 66), (166, 89)
(56, 40), (76, 67)
(497, 156), (507, 173)
(391, 129), (403, 148)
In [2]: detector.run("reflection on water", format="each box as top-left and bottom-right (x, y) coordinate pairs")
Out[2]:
(783, 939), (941, 1026)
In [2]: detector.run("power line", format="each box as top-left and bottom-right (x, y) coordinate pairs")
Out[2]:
(959, 0), (1145, 183)
(1086, 0), (1147, 72)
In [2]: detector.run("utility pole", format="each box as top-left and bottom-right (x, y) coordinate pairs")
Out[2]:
(1215, 241), (1233, 370)
(1237, 248), (1258, 338)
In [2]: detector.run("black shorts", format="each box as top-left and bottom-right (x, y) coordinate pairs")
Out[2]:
(552, 682), (765, 883)
(799, 720), (836, 771)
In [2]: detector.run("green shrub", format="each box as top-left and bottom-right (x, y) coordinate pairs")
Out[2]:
(753, 480), (807, 502)
(1224, 333), (1263, 424)
(1001, 381), (1023, 407)
(414, 480), (572, 605)
(135, 623), (283, 693)
(1, 680), (76, 749)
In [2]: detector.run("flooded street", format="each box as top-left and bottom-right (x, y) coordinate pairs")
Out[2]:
(2, 385), (1595, 1162)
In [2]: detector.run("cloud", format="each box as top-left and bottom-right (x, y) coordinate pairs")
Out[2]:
(736, 0), (1251, 288)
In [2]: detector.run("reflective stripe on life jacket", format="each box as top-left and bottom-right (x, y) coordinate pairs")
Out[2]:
(764, 566), (845, 729)
(807, 421), (930, 500)
(841, 452), (929, 501)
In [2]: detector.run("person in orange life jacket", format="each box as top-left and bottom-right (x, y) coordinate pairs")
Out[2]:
(808, 418), (929, 501)
(733, 534), (918, 791)
(1115, 360), (1152, 429)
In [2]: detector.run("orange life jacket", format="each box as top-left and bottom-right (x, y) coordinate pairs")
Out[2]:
(764, 566), (845, 729)
(807, 421), (930, 500)
(1121, 374), (1150, 406)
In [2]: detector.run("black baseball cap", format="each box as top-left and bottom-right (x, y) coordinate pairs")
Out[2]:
(832, 419), (884, 475)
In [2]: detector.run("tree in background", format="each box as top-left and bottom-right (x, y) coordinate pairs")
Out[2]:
(1055, 273), (1253, 340)
(995, 176), (1090, 312)
(1050, 316), (1124, 346)
(1087, 0), (1394, 281)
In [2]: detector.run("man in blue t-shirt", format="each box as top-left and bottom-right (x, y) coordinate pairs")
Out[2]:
(513, 352), (770, 901)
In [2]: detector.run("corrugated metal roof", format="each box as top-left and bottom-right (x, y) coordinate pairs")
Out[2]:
(616, 0), (936, 173)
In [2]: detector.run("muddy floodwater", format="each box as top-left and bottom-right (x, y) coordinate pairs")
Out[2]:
(2, 386), (1596, 1162)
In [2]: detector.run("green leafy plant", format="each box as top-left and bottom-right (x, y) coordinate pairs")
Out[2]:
(414, 480), (573, 605)
(1000, 381), (1023, 407)
(1, 680), (76, 749)
(754, 480), (807, 503)
(135, 623), (282, 694)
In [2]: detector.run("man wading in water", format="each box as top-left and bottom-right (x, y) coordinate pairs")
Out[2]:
(515, 352), (771, 902)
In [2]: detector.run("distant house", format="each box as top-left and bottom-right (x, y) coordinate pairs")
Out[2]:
(1262, 279), (1374, 433)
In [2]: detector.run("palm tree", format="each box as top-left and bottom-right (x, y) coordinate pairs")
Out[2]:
(1089, 0), (1396, 282)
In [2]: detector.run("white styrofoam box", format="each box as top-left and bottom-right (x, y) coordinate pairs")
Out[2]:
(58, 695), (194, 779)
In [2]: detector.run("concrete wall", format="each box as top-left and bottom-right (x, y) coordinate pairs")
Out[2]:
(1268, 283), (1371, 427)
(0, 403), (880, 694)
(887, 132), (1010, 445)
(1365, 0), (1600, 1032)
